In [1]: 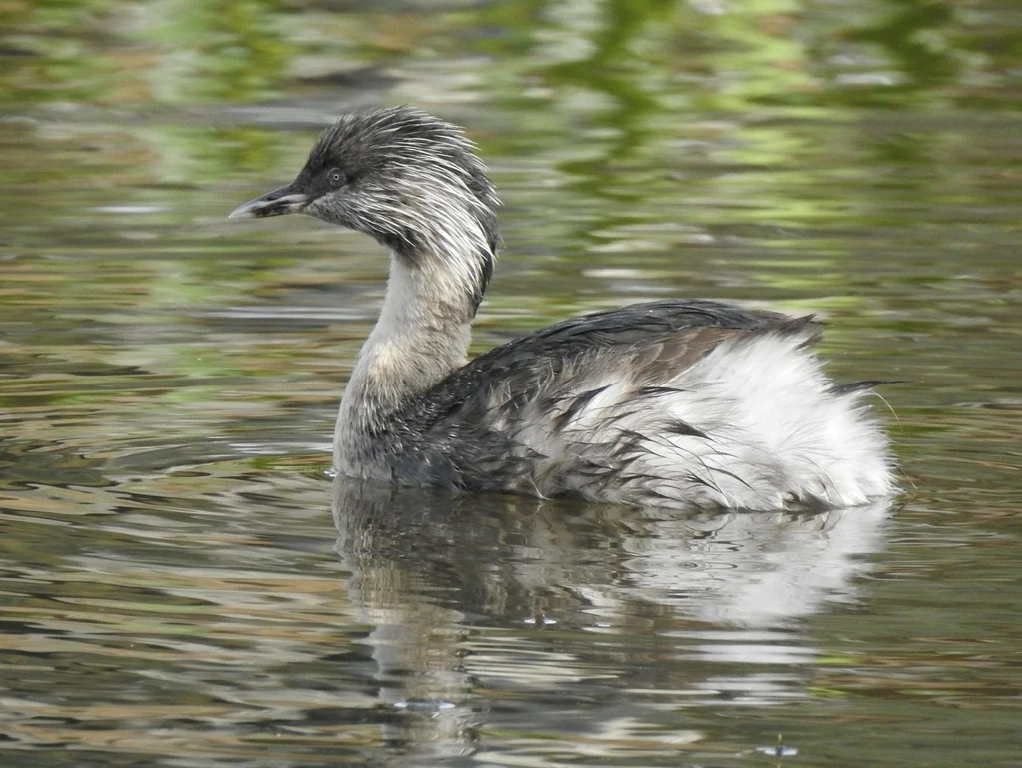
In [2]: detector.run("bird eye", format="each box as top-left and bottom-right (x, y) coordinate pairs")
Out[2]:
(328, 168), (346, 187)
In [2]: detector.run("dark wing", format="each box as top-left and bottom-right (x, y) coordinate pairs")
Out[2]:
(391, 299), (820, 488)
(423, 299), (819, 410)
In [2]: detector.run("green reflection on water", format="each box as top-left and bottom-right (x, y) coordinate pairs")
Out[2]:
(2, 0), (1016, 113)
(0, 0), (1020, 767)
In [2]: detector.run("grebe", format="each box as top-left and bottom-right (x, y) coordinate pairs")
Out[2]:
(229, 106), (894, 510)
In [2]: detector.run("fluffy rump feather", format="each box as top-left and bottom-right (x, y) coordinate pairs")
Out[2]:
(521, 330), (892, 509)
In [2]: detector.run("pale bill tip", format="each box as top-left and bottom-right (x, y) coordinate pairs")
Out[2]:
(227, 202), (258, 220)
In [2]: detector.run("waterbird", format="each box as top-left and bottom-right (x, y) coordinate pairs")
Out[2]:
(229, 106), (894, 510)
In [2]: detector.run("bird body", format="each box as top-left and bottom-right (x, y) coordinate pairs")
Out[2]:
(230, 106), (894, 510)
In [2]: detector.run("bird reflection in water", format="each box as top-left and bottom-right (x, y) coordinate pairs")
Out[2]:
(331, 477), (893, 762)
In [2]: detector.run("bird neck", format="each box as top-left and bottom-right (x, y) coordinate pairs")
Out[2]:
(334, 250), (477, 471)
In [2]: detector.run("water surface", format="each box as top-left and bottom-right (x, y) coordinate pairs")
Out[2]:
(1, 0), (1020, 766)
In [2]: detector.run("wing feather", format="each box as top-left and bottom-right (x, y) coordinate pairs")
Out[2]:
(390, 300), (820, 494)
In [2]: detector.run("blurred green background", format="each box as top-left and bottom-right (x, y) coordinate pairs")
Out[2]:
(1, 1), (1020, 767)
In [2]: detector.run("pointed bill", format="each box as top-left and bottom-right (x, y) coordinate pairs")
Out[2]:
(229, 184), (309, 219)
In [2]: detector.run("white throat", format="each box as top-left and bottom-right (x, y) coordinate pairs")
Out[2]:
(333, 251), (475, 472)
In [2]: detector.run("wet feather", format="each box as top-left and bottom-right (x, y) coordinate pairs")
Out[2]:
(230, 106), (895, 511)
